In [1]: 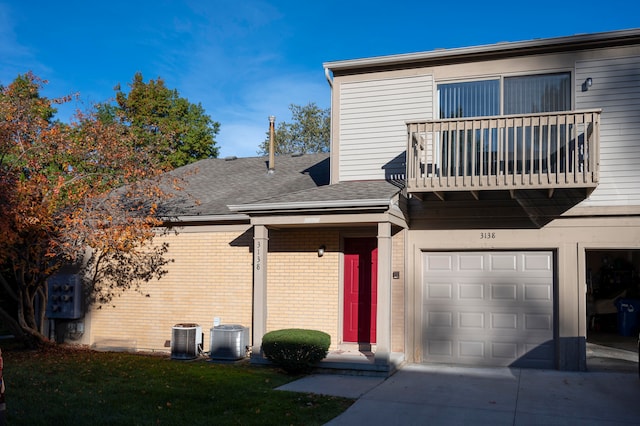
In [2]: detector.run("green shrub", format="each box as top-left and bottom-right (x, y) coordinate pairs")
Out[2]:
(261, 329), (330, 374)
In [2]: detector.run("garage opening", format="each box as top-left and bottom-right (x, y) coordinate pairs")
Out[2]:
(586, 249), (640, 371)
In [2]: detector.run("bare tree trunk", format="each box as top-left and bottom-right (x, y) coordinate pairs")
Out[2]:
(13, 285), (48, 347)
(0, 269), (48, 347)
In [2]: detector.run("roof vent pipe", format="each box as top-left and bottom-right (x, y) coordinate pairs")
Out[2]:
(268, 116), (276, 174)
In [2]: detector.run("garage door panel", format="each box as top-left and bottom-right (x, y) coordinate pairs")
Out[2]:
(459, 340), (485, 357)
(425, 336), (554, 366)
(428, 340), (453, 356)
(432, 301), (552, 313)
(525, 313), (553, 331)
(492, 342), (519, 359)
(491, 313), (518, 329)
(523, 254), (552, 271)
(426, 282), (453, 299)
(459, 254), (484, 270)
(524, 284), (552, 301)
(459, 311), (485, 328)
(422, 251), (554, 368)
(490, 254), (518, 271)
(426, 311), (453, 328)
(459, 283), (484, 299)
(491, 284), (518, 300)
(425, 254), (454, 271)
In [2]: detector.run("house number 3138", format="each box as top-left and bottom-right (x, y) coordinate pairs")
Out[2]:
(480, 232), (496, 239)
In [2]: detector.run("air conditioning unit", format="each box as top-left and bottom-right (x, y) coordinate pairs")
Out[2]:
(210, 324), (249, 360)
(171, 323), (202, 360)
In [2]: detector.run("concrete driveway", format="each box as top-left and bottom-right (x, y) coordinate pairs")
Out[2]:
(280, 364), (640, 425)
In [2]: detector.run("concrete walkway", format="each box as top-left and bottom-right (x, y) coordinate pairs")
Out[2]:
(279, 364), (640, 425)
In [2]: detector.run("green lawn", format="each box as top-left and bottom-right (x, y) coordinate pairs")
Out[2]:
(2, 344), (353, 425)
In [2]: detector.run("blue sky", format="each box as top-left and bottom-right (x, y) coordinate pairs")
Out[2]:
(1, 1), (637, 158)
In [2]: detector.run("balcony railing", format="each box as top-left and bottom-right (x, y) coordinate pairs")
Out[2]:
(406, 110), (600, 195)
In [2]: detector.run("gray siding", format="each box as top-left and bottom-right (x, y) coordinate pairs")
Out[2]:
(339, 74), (433, 181)
(576, 56), (640, 206)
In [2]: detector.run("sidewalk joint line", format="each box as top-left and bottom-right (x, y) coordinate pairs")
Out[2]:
(512, 368), (522, 426)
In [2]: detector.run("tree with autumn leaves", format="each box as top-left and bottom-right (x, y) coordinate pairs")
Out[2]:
(0, 73), (214, 347)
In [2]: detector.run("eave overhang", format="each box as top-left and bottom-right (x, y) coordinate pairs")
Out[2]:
(324, 28), (640, 74)
(227, 198), (393, 213)
(162, 213), (251, 224)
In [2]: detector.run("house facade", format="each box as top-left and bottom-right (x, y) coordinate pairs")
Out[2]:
(323, 28), (640, 370)
(70, 29), (640, 372)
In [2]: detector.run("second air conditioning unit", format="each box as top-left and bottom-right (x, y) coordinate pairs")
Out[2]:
(210, 324), (249, 360)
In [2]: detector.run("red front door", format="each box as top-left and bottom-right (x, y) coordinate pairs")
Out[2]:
(343, 237), (377, 344)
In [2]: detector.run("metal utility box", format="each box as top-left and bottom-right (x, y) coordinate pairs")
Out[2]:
(210, 325), (249, 360)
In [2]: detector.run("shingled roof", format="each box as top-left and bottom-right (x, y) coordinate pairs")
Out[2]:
(160, 153), (330, 218)
(159, 153), (402, 221)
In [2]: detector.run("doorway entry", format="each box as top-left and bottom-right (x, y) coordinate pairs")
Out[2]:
(343, 237), (378, 344)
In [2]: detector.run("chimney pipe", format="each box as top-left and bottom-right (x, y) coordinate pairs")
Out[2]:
(268, 116), (275, 174)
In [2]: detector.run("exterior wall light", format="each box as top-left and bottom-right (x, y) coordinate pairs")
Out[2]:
(318, 245), (326, 257)
(582, 77), (593, 92)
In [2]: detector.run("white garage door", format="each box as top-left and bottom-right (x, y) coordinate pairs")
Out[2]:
(422, 251), (554, 368)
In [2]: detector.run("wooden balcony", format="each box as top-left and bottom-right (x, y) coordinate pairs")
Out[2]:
(406, 110), (600, 200)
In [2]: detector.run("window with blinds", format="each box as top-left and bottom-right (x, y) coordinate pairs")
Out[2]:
(438, 72), (571, 117)
(436, 72), (573, 176)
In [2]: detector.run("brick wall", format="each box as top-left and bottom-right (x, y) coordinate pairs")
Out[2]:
(266, 229), (341, 348)
(85, 226), (254, 353)
(83, 224), (406, 356)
